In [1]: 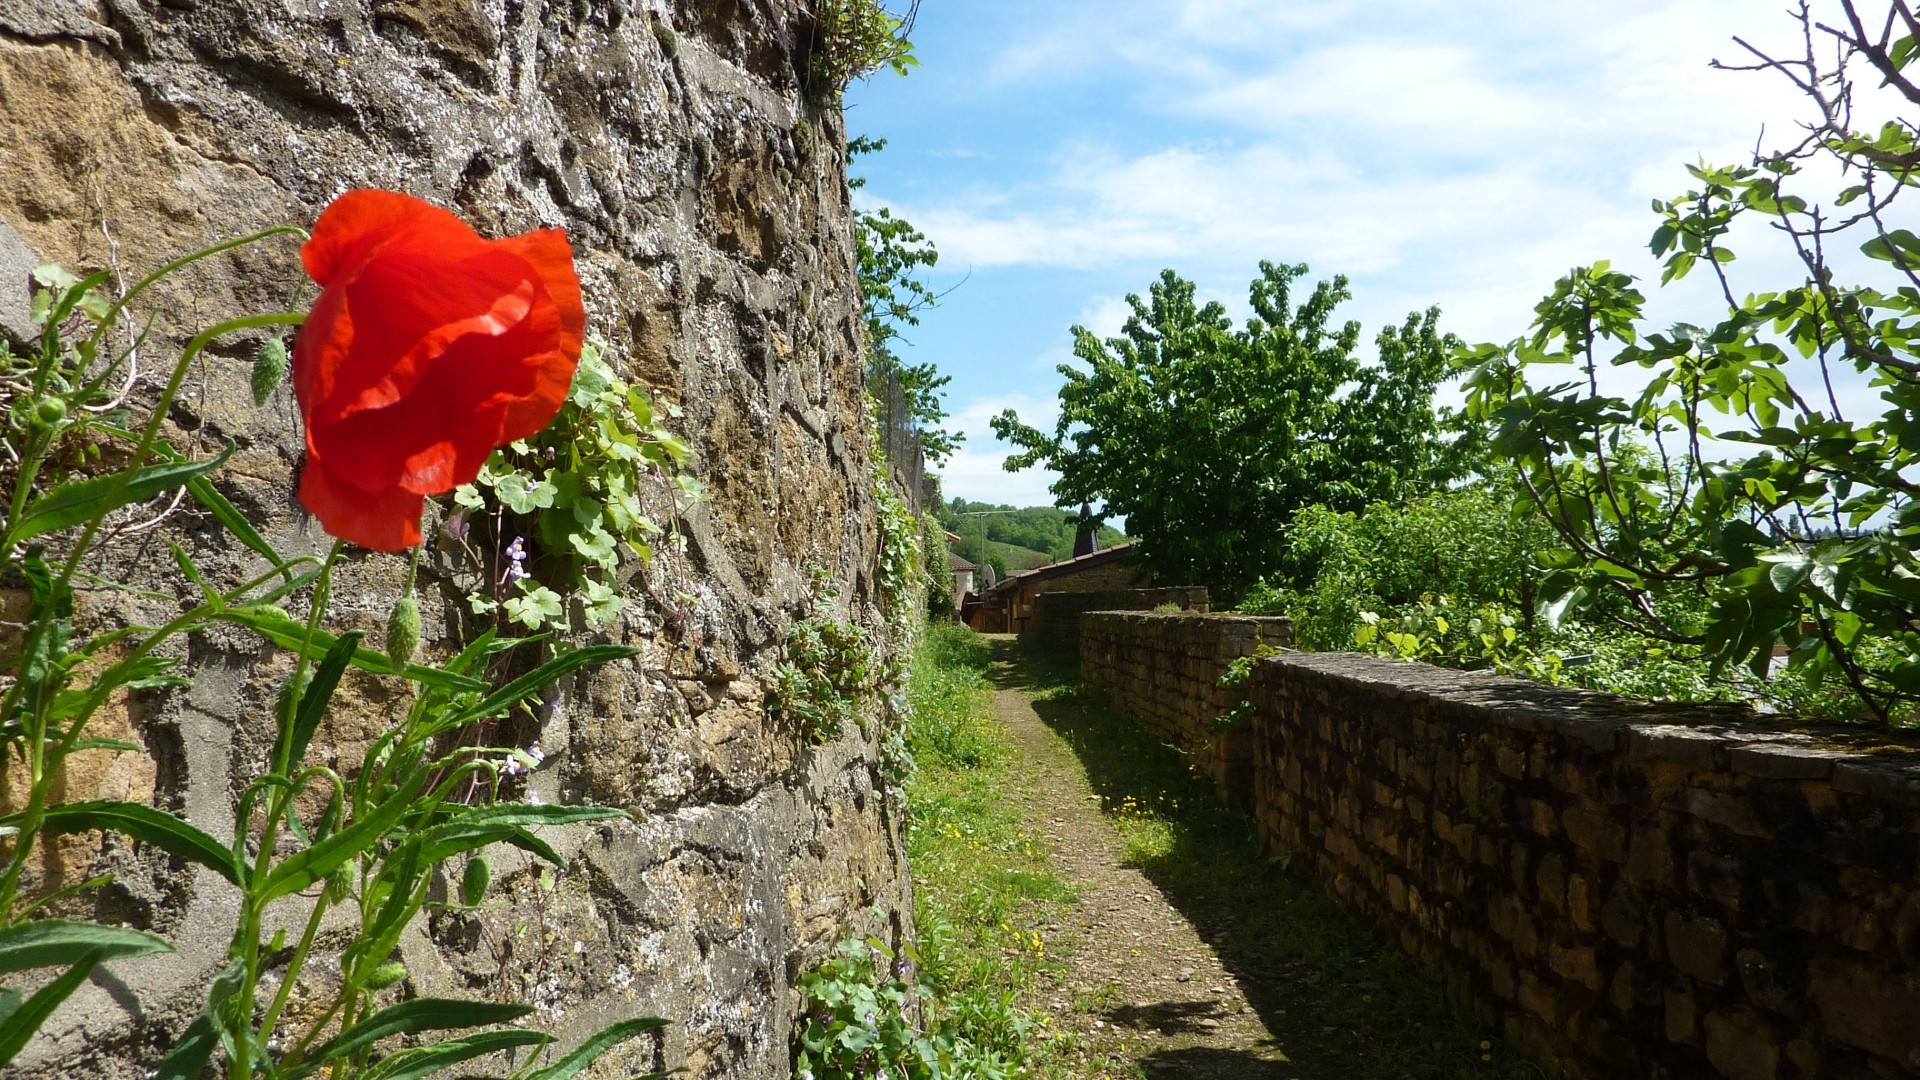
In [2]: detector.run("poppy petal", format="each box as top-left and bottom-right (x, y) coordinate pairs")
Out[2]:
(293, 189), (585, 551)
(297, 450), (426, 552)
(493, 228), (584, 437)
(301, 190), (480, 288)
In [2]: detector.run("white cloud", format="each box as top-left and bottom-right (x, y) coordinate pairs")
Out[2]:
(936, 391), (1066, 507)
(1078, 295), (1131, 338)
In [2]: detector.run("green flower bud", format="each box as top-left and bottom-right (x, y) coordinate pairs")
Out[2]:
(32, 396), (66, 428)
(275, 668), (311, 725)
(324, 864), (351, 904)
(365, 960), (407, 990)
(252, 338), (288, 406)
(385, 594), (421, 672)
(460, 854), (491, 906)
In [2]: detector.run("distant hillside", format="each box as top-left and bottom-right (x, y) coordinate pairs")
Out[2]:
(940, 499), (1127, 579)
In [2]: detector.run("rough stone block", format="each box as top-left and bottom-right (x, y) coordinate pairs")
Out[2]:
(1809, 958), (1920, 1065)
(1704, 1008), (1780, 1080)
(1729, 743), (1851, 781)
(1664, 912), (1729, 986)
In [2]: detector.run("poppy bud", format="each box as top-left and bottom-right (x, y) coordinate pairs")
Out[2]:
(275, 668), (311, 725)
(460, 855), (490, 906)
(252, 338), (287, 406)
(386, 594), (421, 672)
(365, 960), (407, 990)
(31, 397), (66, 428)
(324, 864), (351, 904)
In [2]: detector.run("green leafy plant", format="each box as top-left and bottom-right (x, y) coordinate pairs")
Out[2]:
(873, 449), (925, 643)
(0, 240), (667, 1076)
(771, 609), (876, 745)
(1459, 1), (1920, 725)
(1211, 644), (1283, 731)
(806, 0), (919, 99)
(455, 336), (701, 632)
(794, 935), (1013, 1080)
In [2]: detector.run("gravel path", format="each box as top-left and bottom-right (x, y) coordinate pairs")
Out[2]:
(988, 648), (1295, 1078)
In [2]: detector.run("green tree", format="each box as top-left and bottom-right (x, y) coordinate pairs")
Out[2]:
(851, 137), (961, 462)
(991, 262), (1465, 600)
(1460, 0), (1920, 725)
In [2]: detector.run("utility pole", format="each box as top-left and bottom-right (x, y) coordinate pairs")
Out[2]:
(956, 508), (1019, 586)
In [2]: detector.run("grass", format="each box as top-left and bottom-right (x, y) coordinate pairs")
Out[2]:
(1011, 639), (1544, 1080)
(899, 629), (1542, 1080)
(903, 623), (1076, 1074)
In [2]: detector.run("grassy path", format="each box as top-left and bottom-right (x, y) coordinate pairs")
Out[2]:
(906, 633), (1537, 1080)
(986, 642), (1290, 1077)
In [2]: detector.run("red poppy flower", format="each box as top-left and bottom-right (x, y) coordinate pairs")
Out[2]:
(292, 190), (584, 550)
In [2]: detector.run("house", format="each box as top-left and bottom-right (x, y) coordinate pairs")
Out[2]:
(947, 551), (976, 613)
(965, 541), (1141, 634)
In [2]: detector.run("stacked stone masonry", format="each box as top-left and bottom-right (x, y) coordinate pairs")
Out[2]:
(1080, 612), (1920, 1080)
(1078, 610), (1290, 813)
(1027, 586), (1210, 645)
(0, 2), (909, 1077)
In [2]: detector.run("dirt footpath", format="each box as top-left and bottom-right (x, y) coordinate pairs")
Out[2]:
(989, 657), (1295, 1078)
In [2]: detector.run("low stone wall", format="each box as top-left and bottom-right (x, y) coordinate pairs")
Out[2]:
(1078, 611), (1289, 810)
(1029, 586), (1210, 644)
(1080, 614), (1920, 1080)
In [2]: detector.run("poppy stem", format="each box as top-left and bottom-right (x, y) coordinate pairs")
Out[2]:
(84, 225), (309, 362)
(53, 311), (308, 595)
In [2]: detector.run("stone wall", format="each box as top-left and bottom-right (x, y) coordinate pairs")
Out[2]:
(1078, 611), (1291, 811)
(1082, 611), (1920, 1080)
(0, 2), (909, 1077)
(1027, 586), (1209, 645)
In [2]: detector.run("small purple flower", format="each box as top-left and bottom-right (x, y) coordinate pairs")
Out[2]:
(500, 536), (531, 585)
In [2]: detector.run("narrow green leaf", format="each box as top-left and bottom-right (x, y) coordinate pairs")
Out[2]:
(438, 645), (637, 730)
(258, 769), (429, 903)
(0, 955), (97, 1066)
(15, 802), (239, 886)
(290, 998), (533, 1079)
(15, 445), (235, 542)
(186, 476), (295, 583)
(527, 1016), (670, 1080)
(417, 805), (625, 865)
(153, 959), (244, 1080)
(279, 631), (363, 773)
(362, 1027), (549, 1080)
(152, 1010), (219, 1080)
(0, 920), (171, 975)
(69, 737), (141, 753)
(219, 606), (484, 693)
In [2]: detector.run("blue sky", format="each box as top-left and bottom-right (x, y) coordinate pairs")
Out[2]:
(845, 0), (1819, 508)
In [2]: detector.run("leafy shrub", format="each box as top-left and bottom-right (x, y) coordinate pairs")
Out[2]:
(793, 936), (1013, 1080)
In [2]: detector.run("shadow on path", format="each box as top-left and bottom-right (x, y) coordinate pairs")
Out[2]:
(986, 636), (1536, 1080)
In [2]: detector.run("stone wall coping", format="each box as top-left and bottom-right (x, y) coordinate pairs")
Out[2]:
(1260, 650), (1920, 801)
(1083, 610), (1290, 627)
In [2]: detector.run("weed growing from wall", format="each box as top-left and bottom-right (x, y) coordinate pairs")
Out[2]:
(454, 336), (702, 631)
(805, 0), (918, 100)
(770, 601), (876, 745)
(795, 935), (1015, 1080)
(1211, 644), (1283, 731)
(873, 457), (924, 647)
